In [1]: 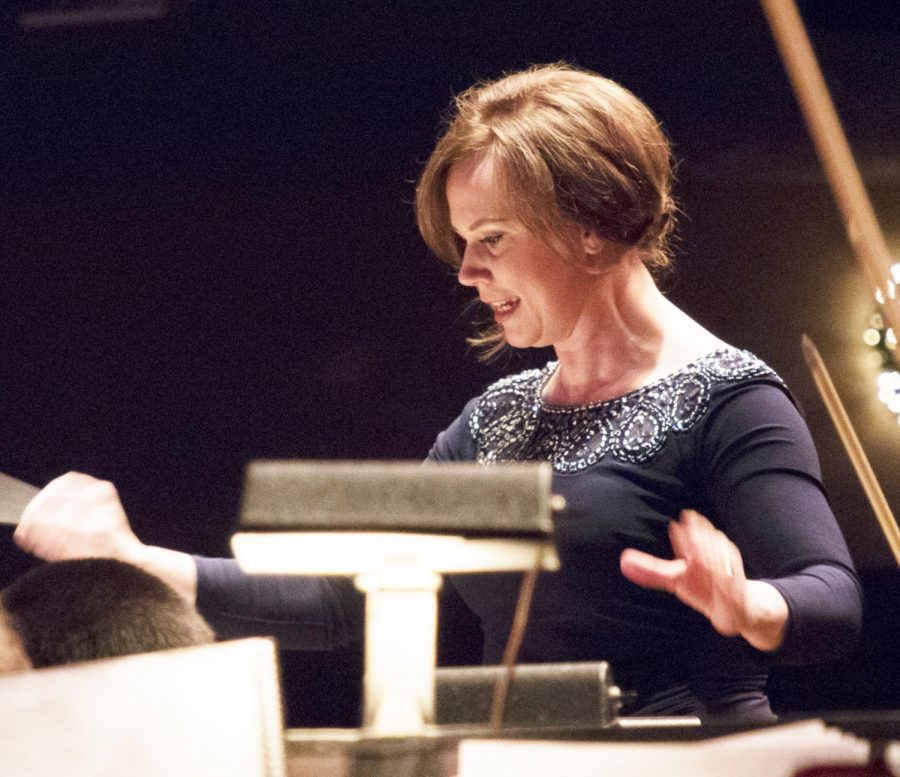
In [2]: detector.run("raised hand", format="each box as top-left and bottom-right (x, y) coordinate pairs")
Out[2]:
(14, 471), (144, 564)
(620, 509), (787, 650)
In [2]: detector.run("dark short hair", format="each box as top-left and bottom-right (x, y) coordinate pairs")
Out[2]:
(416, 63), (677, 358)
(1, 558), (214, 668)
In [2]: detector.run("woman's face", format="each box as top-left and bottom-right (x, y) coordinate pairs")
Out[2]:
(446, 156), (596, 351)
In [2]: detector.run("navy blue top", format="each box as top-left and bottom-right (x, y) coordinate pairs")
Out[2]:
(195, 348), (862, 721)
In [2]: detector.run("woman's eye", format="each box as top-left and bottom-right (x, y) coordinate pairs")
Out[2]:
(480, 234), (503, 247)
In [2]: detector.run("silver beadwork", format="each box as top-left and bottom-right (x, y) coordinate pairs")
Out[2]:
(469, 348), (778, 473)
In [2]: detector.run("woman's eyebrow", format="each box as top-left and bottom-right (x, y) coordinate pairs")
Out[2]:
(465, 217), (510, 231)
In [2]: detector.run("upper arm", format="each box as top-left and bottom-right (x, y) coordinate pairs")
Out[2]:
(697, 381), (851, 578)
(427, 398), (479, 463)
(694, 381), (862, 663)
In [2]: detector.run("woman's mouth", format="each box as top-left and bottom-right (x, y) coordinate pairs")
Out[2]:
(488, 297), (520, 321)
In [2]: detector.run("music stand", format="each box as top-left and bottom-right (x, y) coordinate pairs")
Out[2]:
(231, 460), (560, 736)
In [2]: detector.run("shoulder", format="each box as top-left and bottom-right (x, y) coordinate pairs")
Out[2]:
(698, 348), (799, 421)
(689, 348), (791, 413)
(469, 366), (547, 427)
(467, 365), (548, 464)
(691, 347), (785, 389)
(427, 366), (549, 463)
(693, 351), (822, 477)
(677, 348), (806, 445)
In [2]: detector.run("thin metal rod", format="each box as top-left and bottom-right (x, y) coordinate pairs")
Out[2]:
(760, 0), (900, 337)
(489, 550), (543, 733)
(801, 334), (900, 566)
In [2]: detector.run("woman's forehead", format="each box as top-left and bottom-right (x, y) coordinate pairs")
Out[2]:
(446, 157), (512, 223)
(447, 154), (498, 192)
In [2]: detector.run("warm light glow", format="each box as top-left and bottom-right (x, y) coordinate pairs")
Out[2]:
(864, 296), (900, 424)
(863, 328), (882, 347)
(892, 263), (900, 284)
(866, 351), (884, 368)
(355, 568), (442, 733)
(877, 370), (900, 391)
(231, 532), (560, 575)
(231, 529), (560, 736)
(877, 370), (900, 415)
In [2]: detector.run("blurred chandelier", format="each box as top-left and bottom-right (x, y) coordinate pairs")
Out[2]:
(865, 263), (900, 426)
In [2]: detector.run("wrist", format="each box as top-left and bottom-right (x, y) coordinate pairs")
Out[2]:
(118, 536), (151, 569)
(739, 580), (789, 652)
(127, 544), (199, 605)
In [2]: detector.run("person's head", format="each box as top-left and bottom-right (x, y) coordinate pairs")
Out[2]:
(0, 558), (214, 669)
(416, 63), (676, 356)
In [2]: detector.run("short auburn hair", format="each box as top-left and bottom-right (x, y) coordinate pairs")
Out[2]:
(415, 63), (677, 357)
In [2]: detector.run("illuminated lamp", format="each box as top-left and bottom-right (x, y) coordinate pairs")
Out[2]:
(231, 460), (561, 737)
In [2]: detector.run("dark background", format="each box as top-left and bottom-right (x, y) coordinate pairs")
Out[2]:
(1, 0), (899, 726)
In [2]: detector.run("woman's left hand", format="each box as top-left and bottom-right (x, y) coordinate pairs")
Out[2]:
(620, 509), (752, 639)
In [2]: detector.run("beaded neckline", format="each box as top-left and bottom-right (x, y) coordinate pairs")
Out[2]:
(469, 347), (779, 472)
(536, 348), (740, 413)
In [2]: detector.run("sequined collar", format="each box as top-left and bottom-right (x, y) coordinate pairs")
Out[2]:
(469, 348), (779, 472)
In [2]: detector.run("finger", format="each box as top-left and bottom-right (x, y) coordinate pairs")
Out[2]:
(680, 508), (707, 526)
(690, 515), (744, 583)
(19, 486), (51, 525)
(668, 519), (690, 561)
(671, 509), (714, 557)
(14, 517), (61, 558)
(678, 509), (723, 575)
(12, 522), (33, 552)
(620, 548), (687, 592)
(20, 471), (87, 523)
(718, 537), (746, 584)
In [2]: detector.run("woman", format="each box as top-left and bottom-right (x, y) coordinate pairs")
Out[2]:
(15, 64), (861, 722)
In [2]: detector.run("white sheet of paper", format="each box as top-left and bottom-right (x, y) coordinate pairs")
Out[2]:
(458, 720), (874, 777)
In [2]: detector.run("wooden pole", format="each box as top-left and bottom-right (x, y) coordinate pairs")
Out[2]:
(760, 0), (900, 338)
(801, 335), (900, 566)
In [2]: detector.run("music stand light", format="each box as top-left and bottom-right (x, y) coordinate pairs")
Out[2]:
(231, 460), (561, 737)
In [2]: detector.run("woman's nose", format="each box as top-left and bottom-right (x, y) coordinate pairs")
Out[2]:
(457, 244), (490, 287)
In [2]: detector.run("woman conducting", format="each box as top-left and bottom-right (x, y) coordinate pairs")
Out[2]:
(15, 64), (862, 722)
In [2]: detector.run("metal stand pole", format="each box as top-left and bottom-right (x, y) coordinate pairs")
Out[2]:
(355, 567), (443, 736)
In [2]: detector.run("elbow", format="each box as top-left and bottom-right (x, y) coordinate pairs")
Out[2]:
(770, 565), (863, 665)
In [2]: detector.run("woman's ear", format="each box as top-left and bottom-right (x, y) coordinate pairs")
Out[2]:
(579, 230), (633, 274)
(581, 229), (606, 257)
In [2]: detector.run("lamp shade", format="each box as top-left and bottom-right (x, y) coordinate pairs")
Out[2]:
(237, 460), (556, 537)
(231, 460), (560, 575)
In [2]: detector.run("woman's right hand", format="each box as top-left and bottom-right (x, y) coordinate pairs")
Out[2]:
(14, 471), (199, 603)
(14, 471), (145, 565)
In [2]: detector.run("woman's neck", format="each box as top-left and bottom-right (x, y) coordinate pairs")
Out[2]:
(542, 261), (723, 406)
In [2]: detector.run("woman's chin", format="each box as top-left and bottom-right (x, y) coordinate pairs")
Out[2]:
(503, 331), (542, 350)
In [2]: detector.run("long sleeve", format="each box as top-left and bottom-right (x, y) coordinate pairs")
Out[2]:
(695, 380), (863, 665)
(194, 557), (364, 650)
